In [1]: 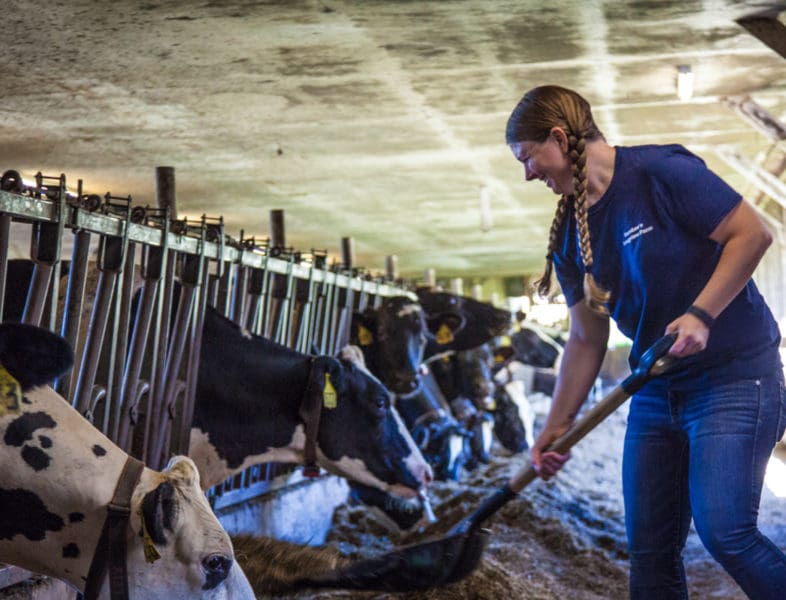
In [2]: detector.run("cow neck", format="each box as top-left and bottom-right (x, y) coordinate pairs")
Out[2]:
(79, 455), (145, 600)
(298, 357), (323, 477)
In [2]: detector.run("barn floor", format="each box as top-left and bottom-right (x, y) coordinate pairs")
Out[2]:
(284, 400), (786, 600)
(1, 399), (783, 598)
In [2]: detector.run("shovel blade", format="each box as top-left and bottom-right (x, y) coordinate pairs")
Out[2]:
(296, 528), (489, 592)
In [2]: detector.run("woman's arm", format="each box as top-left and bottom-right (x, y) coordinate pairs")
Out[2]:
(531, 300), (609, 479)
(667, 199), (773, 357)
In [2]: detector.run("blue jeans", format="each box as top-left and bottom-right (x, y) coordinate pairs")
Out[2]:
(623, 373), (786, 599)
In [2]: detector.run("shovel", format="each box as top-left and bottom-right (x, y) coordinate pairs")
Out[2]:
(294, 332), (678, 593)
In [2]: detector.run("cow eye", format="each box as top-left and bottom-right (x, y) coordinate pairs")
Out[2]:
(203, 553), (232, 577)
(375, 395), (387, 412)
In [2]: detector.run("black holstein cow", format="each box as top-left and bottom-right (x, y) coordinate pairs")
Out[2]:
(350, 295), (472, 482)
(350, 294), (511, 481)
(429, 342), (532, 459)
(3, 262), (434, 531)
(506, 324), (564, 369)
(393, 368), (472, 482)
(190, 306), (434, 527)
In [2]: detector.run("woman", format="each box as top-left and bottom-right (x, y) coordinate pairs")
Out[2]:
(506, 85), (786, 599)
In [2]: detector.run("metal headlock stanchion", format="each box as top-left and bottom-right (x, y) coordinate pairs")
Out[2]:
(295, 249), (325, 354)
(23, 172), (67, 329)
(176, 219), (212, 457)
(332, 236), (356, 354)
(243, 239), (268, 335)
(0, 164), (419, 516)
(118, 206), (167, 455)
(58, 179), (93, 398)
(71, 219), (126, 421)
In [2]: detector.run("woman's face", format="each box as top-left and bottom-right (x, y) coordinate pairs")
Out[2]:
(509, 130), (573, 196)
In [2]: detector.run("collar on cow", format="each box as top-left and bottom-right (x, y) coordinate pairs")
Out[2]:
(80, 456), (145, 600)
(299, 357), (324, 478)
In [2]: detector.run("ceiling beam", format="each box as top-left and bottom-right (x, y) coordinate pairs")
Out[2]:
(714, 146), (786, 236)
(724, 95), (786, 142)
(736, 14), (786, 59)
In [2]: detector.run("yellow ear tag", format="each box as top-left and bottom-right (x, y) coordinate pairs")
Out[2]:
(322, 373), (337, 409)
(358, 325), (374, 346)
(138, 509), (162, 564)
(436, 323), (454, 345)
(0, 362), (22, 418)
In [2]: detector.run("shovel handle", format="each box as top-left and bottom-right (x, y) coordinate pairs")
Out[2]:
(508, 333), (677, 494)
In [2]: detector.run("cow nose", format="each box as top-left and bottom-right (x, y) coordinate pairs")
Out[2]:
(421, 462), (434, 486)
(202, 553), (232, 589)
(395, 376), (418, 393)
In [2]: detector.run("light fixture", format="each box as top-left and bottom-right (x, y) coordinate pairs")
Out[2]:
(677, 65), (694, 101)
(479, 184), (493, 232)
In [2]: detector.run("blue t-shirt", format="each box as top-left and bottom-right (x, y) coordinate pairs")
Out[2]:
(553, 144), (781, 391)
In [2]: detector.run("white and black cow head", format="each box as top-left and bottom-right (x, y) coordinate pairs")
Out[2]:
(506, 325), (564, 369)
(415, 289), (512, 359)
(428, 345), (501, 469)
(351, 295), (428, 395)
(491, 380), (534, 454)
(0, 322), (254, 599)
(190, 306), (433, 523)
(392, 368), (472, 483)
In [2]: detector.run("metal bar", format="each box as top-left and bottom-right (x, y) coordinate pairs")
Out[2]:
(715, 147), (786, 212)
(108, 244), (137, 441)
(133, 238), (167, 459)
(230, 262), (248, 326)
(295, 271), (317, 353)
(117, 277), (157, 454)
(170, 229), (207, 457)
(333, 271), (355, 355)
(259, 262), (274, 337)
(725, 95), (786, 142)
(245, 265), (265, 333)
(72, 232), (124, 417)
(0, 190), (413, 298)
(44, 175), (67, 333)
(148, 254), (194, 469)
(736, 14), (786, 60)
(176, 258), (209, 456)
(0, 215), (10, 321)
(57, 230), (91, 398)
(21, 260), (52, 327)
(274, 258), (296, 346)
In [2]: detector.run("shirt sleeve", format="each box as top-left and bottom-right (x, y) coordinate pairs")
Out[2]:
(648, 145), (742, 237)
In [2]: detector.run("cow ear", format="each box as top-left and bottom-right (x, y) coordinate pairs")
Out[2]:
(140, 480), (176, 545)
(162, 455), (201, 489)
(494, 346), (516, 363)
(0, 323), (74, 391)
(426, 313), (466, 345)
(339, 345), (366, 371)
(351, 310), (377, 346)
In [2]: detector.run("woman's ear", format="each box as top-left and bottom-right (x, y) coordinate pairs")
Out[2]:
(549, 127), (569, 153)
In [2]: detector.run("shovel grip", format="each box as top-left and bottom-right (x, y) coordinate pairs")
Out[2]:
(508, 333), (677, 494)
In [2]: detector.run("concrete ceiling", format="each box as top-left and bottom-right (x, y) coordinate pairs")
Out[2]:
(2, 0), (786, 284)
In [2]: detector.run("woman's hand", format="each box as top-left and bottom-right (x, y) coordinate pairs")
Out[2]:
(530, 426), (571, 480)
(665, 312), (710, 358)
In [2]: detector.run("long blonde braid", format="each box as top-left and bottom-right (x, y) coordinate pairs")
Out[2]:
(506, 85), (611, 314)
(569, 134), (611, 314)
(535, 195), (569, 298)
